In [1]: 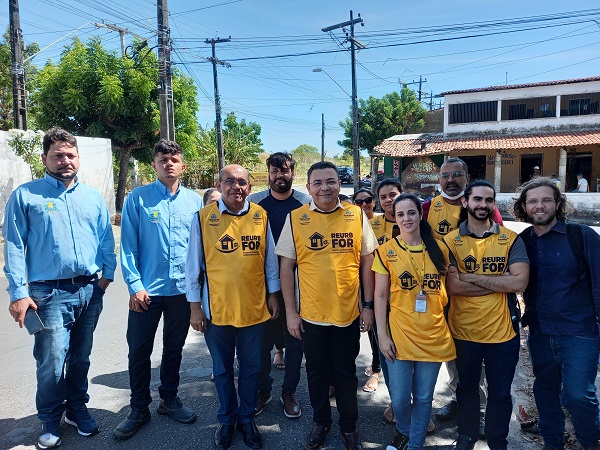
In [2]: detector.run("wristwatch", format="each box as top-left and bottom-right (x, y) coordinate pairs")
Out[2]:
(362, 301), (374, 310)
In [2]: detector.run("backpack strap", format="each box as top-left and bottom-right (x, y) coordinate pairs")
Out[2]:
(566, 222), (587, 271)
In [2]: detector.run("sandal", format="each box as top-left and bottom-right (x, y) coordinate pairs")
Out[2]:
(362, 373), (379, 392)
(383, 403), (395, 424)
(273, 349), (285, 370)
(427, 418), (436, 435)
(364, 365), (373, 377)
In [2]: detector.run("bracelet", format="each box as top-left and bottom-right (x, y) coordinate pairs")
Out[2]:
(362, 301), (374, 310)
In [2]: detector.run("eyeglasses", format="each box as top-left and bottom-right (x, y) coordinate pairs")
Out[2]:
(440, 171), (465, 179)
(311, 179), (338, 188)
(354, 197), (374, 206)
(525, 198), (555, 206)
(222, 178), (249, 187)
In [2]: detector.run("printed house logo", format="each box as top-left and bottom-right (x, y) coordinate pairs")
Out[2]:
(437, 219), (452, 235)
(306, 232), (328, 251)
(45, 201), (59, 213)
(218, 234), (238, 253)
(397, 271), (418, 290)
(462, 255), (479, 273)
(149, 210), (161, 223)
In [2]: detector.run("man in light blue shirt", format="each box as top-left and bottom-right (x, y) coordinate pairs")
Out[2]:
(4, 128), (116, 449)
(113, 140), (203, 440)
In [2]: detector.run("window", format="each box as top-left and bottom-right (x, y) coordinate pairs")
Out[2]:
(560, 92), (600, 116)
(501, 96), (556, 120)
(448, 101), (497, 124)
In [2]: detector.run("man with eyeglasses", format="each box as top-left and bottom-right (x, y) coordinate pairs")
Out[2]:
(424, 158), (502, 432)
(512, 178), (600, 450)
(186, 164), (280, 450)
(247, 152), (311, 420)
(277, 161), (378, 450)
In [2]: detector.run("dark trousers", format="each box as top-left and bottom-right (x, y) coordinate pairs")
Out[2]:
(258, 294), (304, 395)
(367, 328), (381, 373)
(127, 294), (190, 412)
(302, 318), (360, 433)
(455, 334), (519, 449)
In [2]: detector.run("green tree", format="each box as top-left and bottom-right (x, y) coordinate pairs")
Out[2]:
(31, 37), (199, 210)
(339, 87), (427, 156)
(0, 29), (40, 130)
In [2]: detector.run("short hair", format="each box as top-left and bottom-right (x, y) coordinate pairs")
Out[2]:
(577, 173), (583, 177)
(218, 165), (249, 181)
(376, 178), (403, 196)
(511, 177), (572, 222)
(203, 188), (218, 205)
(42, 128), (77, 155)
(441, 157), (468, 174)
(153, 139), (183, 159)
(307, 161), (337, 182)
(464, 179), (496, 201)
(266, 152), (295, 171)
(352, 188), (373, 202)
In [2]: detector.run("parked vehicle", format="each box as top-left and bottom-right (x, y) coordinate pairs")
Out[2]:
(338, 166), (354, 183)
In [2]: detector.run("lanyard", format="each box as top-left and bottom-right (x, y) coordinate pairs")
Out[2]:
(398, 238), (426, 291)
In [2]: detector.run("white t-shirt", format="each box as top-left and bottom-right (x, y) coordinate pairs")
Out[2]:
(578, 177), (589, 192)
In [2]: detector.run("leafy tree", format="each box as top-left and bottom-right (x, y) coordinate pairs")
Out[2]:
(0, 29), (40, 130)
(339, 87), (427, 156)
(31, 37), (199, 210)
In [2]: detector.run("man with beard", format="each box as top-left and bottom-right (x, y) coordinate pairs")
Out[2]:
(444, 180), (529, 450)
(247, 152), (311, 419)
(512, 178), (600, 450)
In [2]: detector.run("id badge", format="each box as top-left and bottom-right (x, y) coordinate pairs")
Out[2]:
(415, 291), (427, 313)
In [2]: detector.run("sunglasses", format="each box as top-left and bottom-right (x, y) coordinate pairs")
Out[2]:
(354, 197), (374, 206)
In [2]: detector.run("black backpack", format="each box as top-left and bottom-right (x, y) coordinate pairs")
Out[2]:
(518, 222), (586, 270)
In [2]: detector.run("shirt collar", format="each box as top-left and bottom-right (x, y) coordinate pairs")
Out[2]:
(527, 219), (566, 238)
(309, 199), (345, 213)
(459, 219), (500, 237)
(43, 172), (79, 192)
(153, 179), (180, 198)
(218, 198), (250, 215)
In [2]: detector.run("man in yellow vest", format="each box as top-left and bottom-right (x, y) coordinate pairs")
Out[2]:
(277, 161), (378, 450)
(186, 164), (280, 450)
(444, 180), (529, 450)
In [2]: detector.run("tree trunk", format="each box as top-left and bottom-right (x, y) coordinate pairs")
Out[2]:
(115, 146), (132, 211)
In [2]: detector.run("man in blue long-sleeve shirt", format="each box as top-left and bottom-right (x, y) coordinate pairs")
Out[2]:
(113, 139), (203, 441)
(3, 128), (116, 449)
(512, 177), (600, 450)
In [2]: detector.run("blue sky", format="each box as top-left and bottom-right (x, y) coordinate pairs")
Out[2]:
(4, 0), (600, 155)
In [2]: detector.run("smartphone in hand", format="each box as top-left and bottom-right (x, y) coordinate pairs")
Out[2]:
(24, 309), (45, 335)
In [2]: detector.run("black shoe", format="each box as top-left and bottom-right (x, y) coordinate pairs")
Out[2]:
(453, 434), (476, 450)
(236, 420), (262, 449)
(113, 408), (151, 440)
(436, 400), (457, 422)
(386, 431), (409, 450)
(305, 424), (331, 450)
(214, 424), (235, 450)
(157, 397), (197, 424)
(340, 430), (363, 450)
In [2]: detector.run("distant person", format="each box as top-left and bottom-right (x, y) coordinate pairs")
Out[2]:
(203, 187), (221, 206)
(531, 166), (541, 180)
(3, 127), (116, 449)
(549, 175), (561, 190)
(571, 174), (589, 192)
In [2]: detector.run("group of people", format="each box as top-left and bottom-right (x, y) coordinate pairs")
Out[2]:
(3, 127), (599, 450)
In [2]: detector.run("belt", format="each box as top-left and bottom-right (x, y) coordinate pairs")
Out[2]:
(42, 274), (98, 285)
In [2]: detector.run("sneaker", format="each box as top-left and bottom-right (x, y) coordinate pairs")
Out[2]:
(386, 431), (409, 450)
(64, 406), (99, 436)
(254, 392), (272, 416)
(38, 420), (61, 449)
(453, 435), (476, 450)
(281, 392), (301, 418)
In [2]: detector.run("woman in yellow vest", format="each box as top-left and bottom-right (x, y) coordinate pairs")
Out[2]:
(373, 193), (456, 450)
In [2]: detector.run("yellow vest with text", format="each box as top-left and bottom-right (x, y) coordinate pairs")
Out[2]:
(443, 226), (518, 343)
(200, 203), (270, 327)
(374, 239), (455, 362)
(291, 204), (363, 326)
(370, 215), (396, 245)
(427, 195), (462, 241)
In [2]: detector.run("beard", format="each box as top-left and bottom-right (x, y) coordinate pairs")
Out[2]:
(466, 205), (492, 222)
(270, 177), (293, 194)
(528, 209), (557, 226)
(46, 168), (77, 181)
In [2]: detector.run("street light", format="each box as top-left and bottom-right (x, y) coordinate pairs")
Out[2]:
(312, 68), (350, 98)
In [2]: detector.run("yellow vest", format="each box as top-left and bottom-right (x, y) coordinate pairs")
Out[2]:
(374, 239), (455, 362)
(443, 226), (518, 343)
(200, 203), (270, 327)
(427, 195), (462, 241)
(291, 204), (363, 326)
(370, 215), (397, 245)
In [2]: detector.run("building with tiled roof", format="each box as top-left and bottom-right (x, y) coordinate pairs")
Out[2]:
(373, 76), (600, 193)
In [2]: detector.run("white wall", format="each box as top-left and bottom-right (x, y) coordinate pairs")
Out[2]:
(0, 131), (116, 226)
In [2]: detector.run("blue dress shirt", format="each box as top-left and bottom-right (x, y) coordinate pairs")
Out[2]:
(185, 198), (280, 320)
(3, 173), (116, 301)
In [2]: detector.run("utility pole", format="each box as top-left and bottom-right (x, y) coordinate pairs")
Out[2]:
(94, 22), (139, 56)
(205, 37), (231, 171)
(322, 10), (364, 192)
(10, 0), (27, 130)
(321, 113), (325, 162)
(157, 0), (175, 140)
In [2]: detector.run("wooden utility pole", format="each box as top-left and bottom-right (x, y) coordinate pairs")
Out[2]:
(322, 11), (364, 192)
(157, 0), (175, 140)
(10, 0), (27, 130)
(205, 37), (231, 171)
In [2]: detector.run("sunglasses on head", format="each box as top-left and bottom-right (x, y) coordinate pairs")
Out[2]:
(354, 197), (374, 206)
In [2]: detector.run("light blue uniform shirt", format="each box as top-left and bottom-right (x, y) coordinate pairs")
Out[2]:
(120, 179), (204, 296)
(3, 173), (117, 302)
(185, 198), (280, 320)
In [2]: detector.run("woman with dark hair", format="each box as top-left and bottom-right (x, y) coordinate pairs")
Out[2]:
(373, 194), (455, 450)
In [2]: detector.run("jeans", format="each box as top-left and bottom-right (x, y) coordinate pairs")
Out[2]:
(528, 331), (600, 449)
(387, 360), (441, 450)
(205, 321), (265, 425)
(302, 318), (360, 433)
(455, 335), (519, 449)
(30, 280), (104, 422)
(258, 294), (304, 395)
(127, 294), (190, 412)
